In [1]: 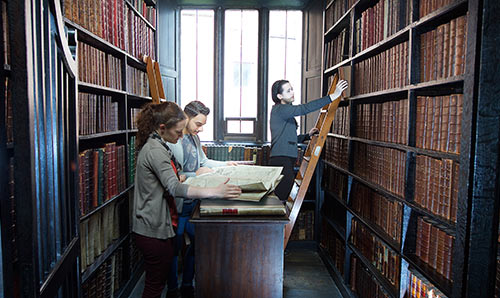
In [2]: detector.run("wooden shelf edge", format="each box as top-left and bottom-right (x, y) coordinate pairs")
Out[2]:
(413, 0), (468, 29)
(352, 26), (411, 61)
(324, 59), (351, 75)
(349, 86), (410, 100)
(324, 6), (353, 37)
(79, 185), (134, 221)
(81, 233), (130, 283)
(79, 130), (129, 140)
(125, 0), (156, 31)
(402, 253), (453, 297)
(78, 81), (126, 95)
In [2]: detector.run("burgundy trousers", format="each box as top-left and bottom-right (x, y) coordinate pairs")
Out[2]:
(134, 233), (175, 298)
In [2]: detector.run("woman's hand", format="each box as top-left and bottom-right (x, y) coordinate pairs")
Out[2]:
(226, 161), (238, 166)
(329, 79), (348, 100)
(215, 178), (241, 198)
(308, 127), (319, 137)
(196, 167), (214, 176)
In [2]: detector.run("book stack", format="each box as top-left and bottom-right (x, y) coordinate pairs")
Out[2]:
(350, 181), (402, 244)
(353, 142), (406, 197)
(350, 255), (391, 298)
(415, 217), (454, 281)
(324, 0), (355, 30)
(77, 41), (122, 90)
(128, 0), (157, 26)
(126, 5), (156, 60)
(202, 144), (271, 165)
(79, 143), (127, 216)
(290, 209), (314, 241)
(420, 15), (467, 82)
(81, 246), (124, 298)
(321, 220), (345, 275)
(353, 41), (409, 95)
(354, 0), (411, 53)
(331, 105), (350, 136)
(407, 269), (448, 298)
(126, 65), (149, 97)
(416, 95), (463, 154)
(79, 93), (118, 135)
(414, 155), (459, 222)
(355, 99), (409, 145)
(420, 0), (456, 18)
(130, 108), (141, 130)
(351, 218), (400, 289)
(324, 27), (349, 69)
(80, 201), (121, 272)
(324, 136), (349, 169)
(324, 165), (348, 201)
(129, 235), (143, 273)
(128, 136), (137, 185)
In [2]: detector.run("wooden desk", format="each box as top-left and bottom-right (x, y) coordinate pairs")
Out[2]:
(190, 206), (289, 298)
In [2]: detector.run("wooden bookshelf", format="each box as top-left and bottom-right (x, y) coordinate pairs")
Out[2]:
(317, 0), (494, 297)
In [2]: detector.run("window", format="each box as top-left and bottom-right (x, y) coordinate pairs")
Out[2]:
(268, 10), (303, 141)
(180, 9), (215, 141)
(224, 10), (259, 135)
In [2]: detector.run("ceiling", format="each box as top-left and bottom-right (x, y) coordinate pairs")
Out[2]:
(171, 0), (314, 9)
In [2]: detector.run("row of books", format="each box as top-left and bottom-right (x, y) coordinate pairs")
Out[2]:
(128, 136), (137, 185)
(420, 0), (458, 19)
(79, 93), (118, 136)
(416, 216), (454, 281)
(323, 165), (348, 201)
(350, 255), (390, 298)
(64, 0), (156, 60)
(79, 143), (128, 216)
(130, 108), (141, 130)
(416, 95), (463, 154)
(289, 209), (314, 241)
(331, 106), (349, 136)
(415, 155), (459, 223)
(420, 15), (467, 82)
(355, 99), (409, 145)
(350, 181), (403, 244)
(201, 144), (272, 166)
(128, 0), (157, 26)
(4, 77), (12, 143)
(353, 142), (406, 197)
(127, 7), (156, 60)
(350, 218), (400, 288)
(321, 219), (345, 275)
(126, 65), (149, 97)
(354, 0), (411, 53)
(78, 41), (122, 90)
(323, 136), (349, 169)
(80, 201), (121, 271)
(324, 0), (356, 31)
(406, 269), (448, 298)
(324, 27), (349, 69)
(81, 246), (124, 298)
(354, 41), (409, 95)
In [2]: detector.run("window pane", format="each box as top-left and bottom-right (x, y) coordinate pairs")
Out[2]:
(224, 10), (258, 132)
(181, 9), (214, 141)
(268, 10), (303, 141)
(227, 120), (254, 134)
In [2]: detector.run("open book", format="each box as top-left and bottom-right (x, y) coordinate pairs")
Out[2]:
(183, 165), (283, 201)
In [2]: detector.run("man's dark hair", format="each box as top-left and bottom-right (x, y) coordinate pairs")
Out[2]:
(184, 100), (210, 118)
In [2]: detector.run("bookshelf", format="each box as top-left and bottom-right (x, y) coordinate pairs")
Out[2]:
(62, 0), (156, 296)
(318, 0), (492, 297)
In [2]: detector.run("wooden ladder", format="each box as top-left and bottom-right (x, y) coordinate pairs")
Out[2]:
(284, 71), (346, 248)
(143, 55), (166, 104)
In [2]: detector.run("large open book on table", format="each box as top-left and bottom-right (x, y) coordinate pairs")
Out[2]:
(199, 194), (286, 216)
(183, 165), (283, 202)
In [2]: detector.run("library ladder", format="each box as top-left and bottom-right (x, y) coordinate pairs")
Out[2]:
(284, 73), (343, 248)
(144, 55), (165, 103)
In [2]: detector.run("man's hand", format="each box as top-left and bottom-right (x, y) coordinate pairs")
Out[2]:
(179, 174), (187, 183)
(226, 161), (238, 166)
(308, 127), (319, 137)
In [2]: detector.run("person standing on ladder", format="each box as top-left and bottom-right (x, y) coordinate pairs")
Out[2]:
(269, 79), (348, 202)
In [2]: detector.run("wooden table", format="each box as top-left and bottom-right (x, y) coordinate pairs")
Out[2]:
(190, 205), (289, 298)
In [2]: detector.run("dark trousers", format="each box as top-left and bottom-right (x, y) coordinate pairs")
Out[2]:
(269, 156), (296, 201)
(134, 233), (175, 298)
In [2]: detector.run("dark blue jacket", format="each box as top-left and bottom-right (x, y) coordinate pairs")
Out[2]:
(270, 96), (331, 158)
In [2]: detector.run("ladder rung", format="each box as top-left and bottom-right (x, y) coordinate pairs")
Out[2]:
(285, 201), (293, 213)
(294, 178), (302, 188)
(303, 156), (311, 162)
(289, 183), (299, 201)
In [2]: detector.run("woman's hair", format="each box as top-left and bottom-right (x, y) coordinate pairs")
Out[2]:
(136, 101), (186, 150)
(184, 100), (210, 118)
(271, 80), (289, 104)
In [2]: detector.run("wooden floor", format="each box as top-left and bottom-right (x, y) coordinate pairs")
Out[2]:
(128, 242), (343, 298)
